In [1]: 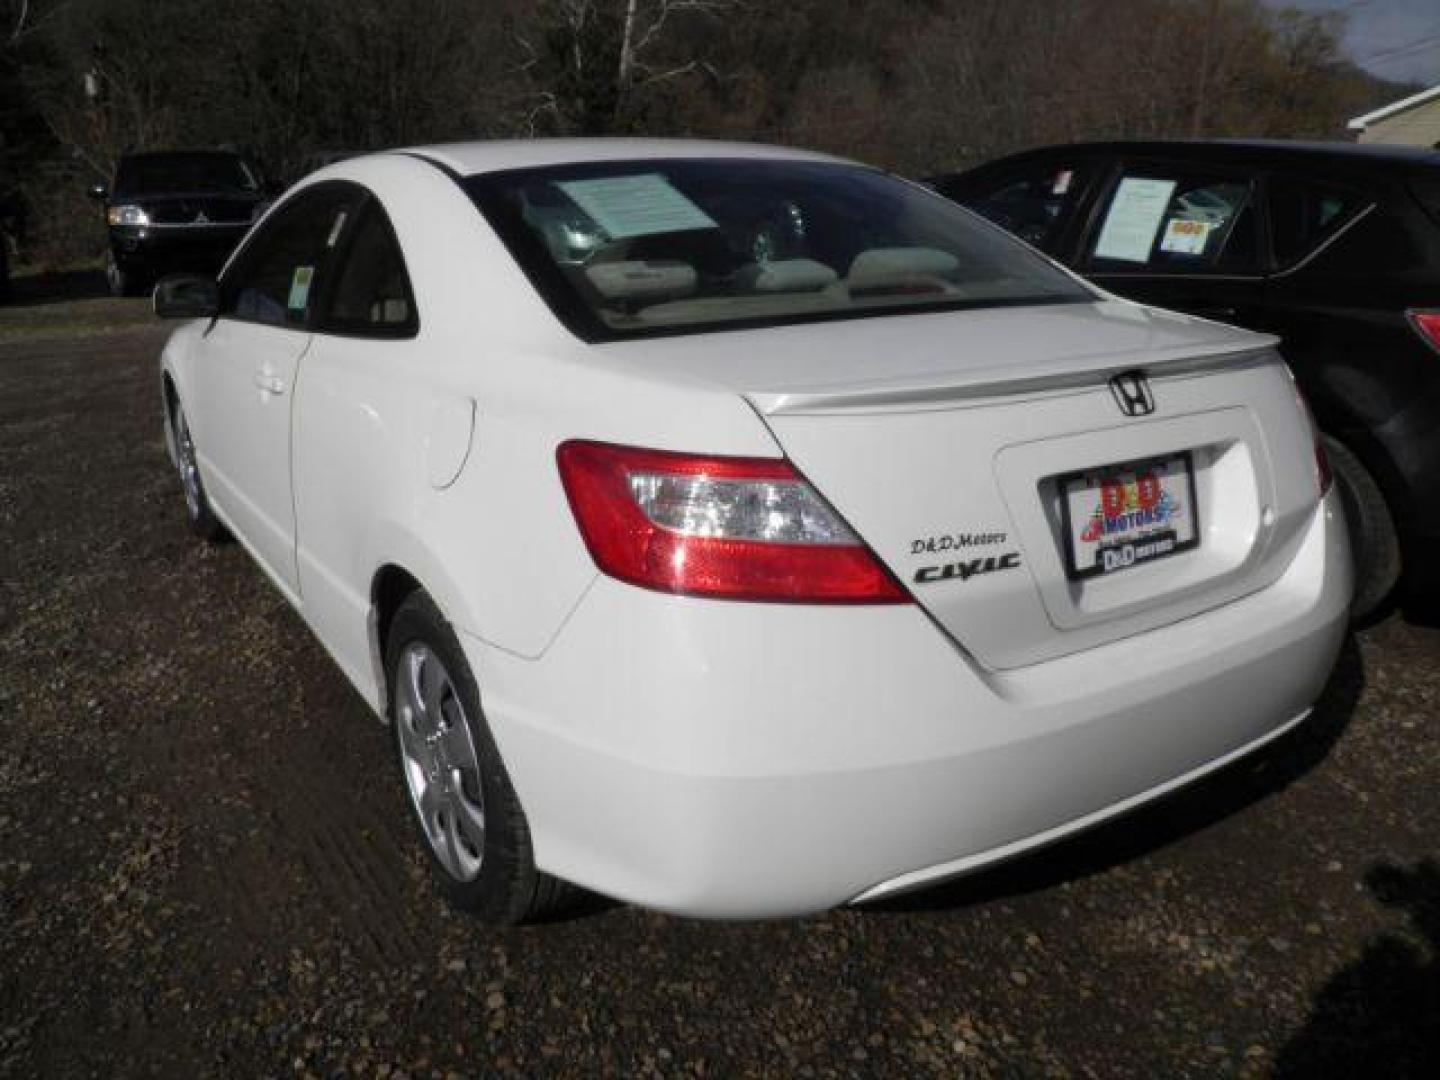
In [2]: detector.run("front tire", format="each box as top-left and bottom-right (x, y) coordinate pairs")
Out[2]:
(1325, 435), (1400, 623)
(105, 251), (144, 297)
(386, 591), (570, 923)
(171, 399), (225, 541)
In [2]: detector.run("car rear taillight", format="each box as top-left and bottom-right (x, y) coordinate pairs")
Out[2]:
(1406, 309), (1440, 355)
(556, 440), (910, 603)
(1314, 434), (1333, 498)
(1288, 378), (1332, 499)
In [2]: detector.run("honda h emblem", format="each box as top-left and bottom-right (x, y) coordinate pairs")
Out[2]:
(1109, 370), (1155, 417)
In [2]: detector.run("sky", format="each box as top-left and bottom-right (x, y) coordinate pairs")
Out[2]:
(1263, 0), (1440, 86)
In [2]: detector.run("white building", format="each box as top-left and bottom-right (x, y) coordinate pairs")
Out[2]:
(1348, 84), (1440, 147)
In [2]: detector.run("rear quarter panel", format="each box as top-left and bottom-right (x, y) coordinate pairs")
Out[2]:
(289, 156), (783, 712)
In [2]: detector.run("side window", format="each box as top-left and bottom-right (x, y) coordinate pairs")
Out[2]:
(319, 201), (418, 335)
(1269, 178), (1362, 265)
(223, 188), (354, 327)
(959, 162), (1094, 252)
(1087, 170), (1260, 274)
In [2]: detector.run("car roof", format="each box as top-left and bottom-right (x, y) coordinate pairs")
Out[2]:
(947, 138), (1440, 177)
(397, 137), (848, 176)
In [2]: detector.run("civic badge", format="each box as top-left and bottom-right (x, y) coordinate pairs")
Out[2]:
(1109, 370), (1155, 417)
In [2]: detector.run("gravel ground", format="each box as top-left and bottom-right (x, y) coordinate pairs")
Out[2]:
(1, 310), (1437, 1078)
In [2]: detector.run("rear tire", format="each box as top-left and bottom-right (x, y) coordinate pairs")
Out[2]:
(386, 590), (572, 924)
(1325, 435), (1400, 623)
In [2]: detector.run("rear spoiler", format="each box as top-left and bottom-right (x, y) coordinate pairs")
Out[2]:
(746, 343), (1278, 416)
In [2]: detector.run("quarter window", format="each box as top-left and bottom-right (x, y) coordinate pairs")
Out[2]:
(1088, 171), (1259, 274)
(1269, 178), (1361, 265)
(223, 187), (354, 328)
(320, 201), (418, 335)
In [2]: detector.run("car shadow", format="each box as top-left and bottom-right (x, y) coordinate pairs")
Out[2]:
(1274, 859), (1440, 1077)
(526, 886), (622, 925)
(866, 632), (1365, 915)
(1356, 580), (1440, 630)
(2, 268), (110, 306)
(1399, 594), (1440, 630)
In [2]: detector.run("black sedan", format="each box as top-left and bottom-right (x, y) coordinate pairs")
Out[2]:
(90, 150), (269, 296)
(930, 140), (1440, 620)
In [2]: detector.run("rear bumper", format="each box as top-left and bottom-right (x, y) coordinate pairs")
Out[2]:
(467, 491), (1351, 918)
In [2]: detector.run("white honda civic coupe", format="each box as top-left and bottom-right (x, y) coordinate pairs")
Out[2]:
(154, 139), (1351, 922)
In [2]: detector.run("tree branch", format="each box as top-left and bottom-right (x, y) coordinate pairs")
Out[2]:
(8, 0), (28, 45)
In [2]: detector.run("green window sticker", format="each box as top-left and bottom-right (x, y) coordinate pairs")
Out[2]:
(288, 265), (315, 312)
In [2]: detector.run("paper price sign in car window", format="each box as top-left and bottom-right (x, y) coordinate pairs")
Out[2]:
(1094, 177), (1176, 263)
(1159, 217), (1213, 256)
(557, 174), (718, 240)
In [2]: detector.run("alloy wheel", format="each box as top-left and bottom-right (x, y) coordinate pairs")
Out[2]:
(394, 642), (486, 881)
(175, 407), (202, 519)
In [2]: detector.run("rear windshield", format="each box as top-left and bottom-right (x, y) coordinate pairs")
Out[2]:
(115, 153), (259, 196)
(463, 159), (1093, 341)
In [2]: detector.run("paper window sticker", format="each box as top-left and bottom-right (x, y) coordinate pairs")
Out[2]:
(287, 265), (315, 311)
(1052, 169), (1073, 195)
(1159, 218), (1213, 256)
(556, 174), (718, 240)
(326, 210), (348, 249)
(1093, 177), (1177, 263)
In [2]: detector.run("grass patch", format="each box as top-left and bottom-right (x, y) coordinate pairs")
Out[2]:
(0, 296), (157, 343)
(1, 265), (160, 343)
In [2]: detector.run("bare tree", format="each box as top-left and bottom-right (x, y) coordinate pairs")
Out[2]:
(0, 0), (1414, 268)
(519, 0), (738, 134)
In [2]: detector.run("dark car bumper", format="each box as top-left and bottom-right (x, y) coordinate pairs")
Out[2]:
(108, 223), (250, 277)
(1366, 377), (1440, 601)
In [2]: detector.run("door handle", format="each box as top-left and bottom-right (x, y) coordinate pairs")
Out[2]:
(253, 372), (286, 395)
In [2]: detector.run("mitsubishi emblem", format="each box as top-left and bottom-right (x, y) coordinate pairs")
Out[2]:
(1109, 370), (1156, 417)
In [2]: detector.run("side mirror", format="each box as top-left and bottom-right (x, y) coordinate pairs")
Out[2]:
(153, 274), (220, 319)
(88, 183), (109, 201)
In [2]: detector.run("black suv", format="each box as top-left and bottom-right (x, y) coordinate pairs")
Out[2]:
(930, 140), (1440, 619)
(90, 150), (269, 296)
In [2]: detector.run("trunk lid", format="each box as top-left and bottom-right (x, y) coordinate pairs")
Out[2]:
(606, 300), (1321, 669)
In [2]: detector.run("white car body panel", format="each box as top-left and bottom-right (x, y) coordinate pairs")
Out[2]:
(157, 139), (1353, 918)
(189, 318), (310, 596)
(471, 487), (1345, 915)
(762, 355), (1313, 668)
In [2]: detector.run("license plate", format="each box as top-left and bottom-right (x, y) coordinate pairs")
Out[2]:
(1059, 452), (1199, 579)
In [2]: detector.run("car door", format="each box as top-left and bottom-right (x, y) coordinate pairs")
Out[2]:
(193, 182), (359, 598)
(1077, 160), (1266, 326)
(1261, 172), (1374, 351)
(1260, 172), (1411, 429)
(291, 194), (427, 697)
